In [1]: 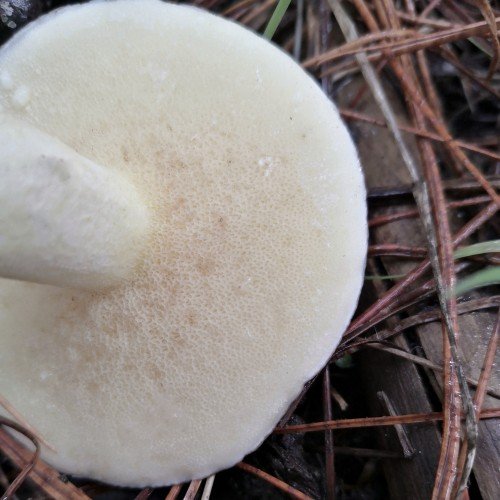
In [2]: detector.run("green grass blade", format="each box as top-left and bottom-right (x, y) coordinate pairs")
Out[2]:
(468, 37), (493, 57)
(263, 0), (292, 40)
(335, 354), (353, 369)
(454, 266), (500, 296)
(454, 240), (500, 259)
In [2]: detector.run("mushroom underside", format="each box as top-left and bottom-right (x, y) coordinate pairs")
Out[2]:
(0, 0), (367, 487)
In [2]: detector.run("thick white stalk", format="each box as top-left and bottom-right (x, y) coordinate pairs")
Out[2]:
(0, 115), (150, 290)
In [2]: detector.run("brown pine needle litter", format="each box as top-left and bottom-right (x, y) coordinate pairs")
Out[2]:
(1, 0), (499, 498)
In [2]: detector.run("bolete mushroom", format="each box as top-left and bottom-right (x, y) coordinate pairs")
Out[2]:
(0, 0), (367, 488)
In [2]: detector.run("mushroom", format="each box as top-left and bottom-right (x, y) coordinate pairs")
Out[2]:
(0, 0), (367, 488)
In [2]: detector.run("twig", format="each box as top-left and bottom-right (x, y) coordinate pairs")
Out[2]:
(0, 424), (88, 499)
(135, 488), (153, 500)
(0, 418), (40, 500)
(368, 196), (491, 229)
(165, 484), (183, 500)
(367, 177), (500, 200)
(455, 310), (500, 497)
(377, 391), (415, 458)
(222, 0), (258, 17)
(0, 395), (56, 452)
(368, 244), (427, 258)
(340, 109), (500, 161)
(398, 11), (455, 29)
(293, 0), (304, 60)
(421, 0), (443, 19)
(473, 0), (500, 80)
(323, 369), (335, 500)
(201, 475), (215, 500)
(304, 28), (418, 66)
(367, 343), (500, 400)
(338, 295), (499, 356)
(346, 202), (499, 343)
(236, 462), (312, 500)
(304, 18), (500, 68)
(275, 408), (500, 434)
(183, 479), (202, 500)
(242, 0), (277, 27)
(0, 467), (10, 497)
(436, 46), (500, 100)
(330, 387), (349, 411)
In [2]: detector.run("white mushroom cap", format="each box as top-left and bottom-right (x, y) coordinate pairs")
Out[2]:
(0, 0), (367, 488)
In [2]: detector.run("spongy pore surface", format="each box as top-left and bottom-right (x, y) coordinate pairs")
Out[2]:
(0, 0), (367, 488)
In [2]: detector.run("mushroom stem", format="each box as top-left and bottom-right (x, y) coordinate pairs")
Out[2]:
(0, 115), (150, 290)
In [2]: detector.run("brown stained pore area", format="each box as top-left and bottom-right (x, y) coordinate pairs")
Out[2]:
(196, 257), (218, 277)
